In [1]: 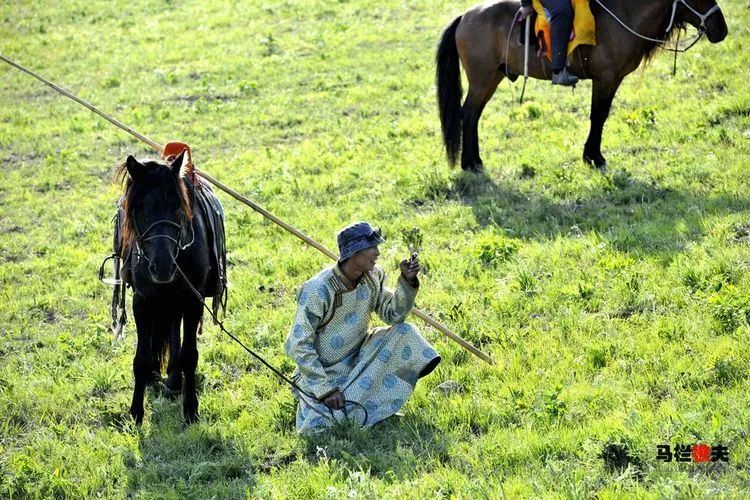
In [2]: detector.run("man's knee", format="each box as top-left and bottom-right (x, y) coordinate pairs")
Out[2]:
(393, 322), (420, 335)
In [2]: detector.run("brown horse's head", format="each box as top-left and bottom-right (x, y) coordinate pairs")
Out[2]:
(677, 0), (728, 43)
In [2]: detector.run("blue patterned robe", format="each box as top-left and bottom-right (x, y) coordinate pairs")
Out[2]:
(285, 264), (440, 433)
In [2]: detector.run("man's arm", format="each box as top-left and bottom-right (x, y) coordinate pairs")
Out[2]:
(284, 283), (338, 399)
(372, 259), (420, 325)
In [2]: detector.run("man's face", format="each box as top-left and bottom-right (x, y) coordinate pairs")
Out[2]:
(351, 245), (380, 271)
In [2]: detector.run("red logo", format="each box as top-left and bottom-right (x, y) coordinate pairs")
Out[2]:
(692, 444), (711, 463)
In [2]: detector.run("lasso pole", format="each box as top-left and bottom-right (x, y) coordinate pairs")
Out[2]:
(519, 15), (530, 104)
(0, 54), (164, 153)
(1, 53), (496, 365)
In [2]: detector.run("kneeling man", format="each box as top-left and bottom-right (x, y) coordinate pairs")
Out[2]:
(285, 222), (441, 433)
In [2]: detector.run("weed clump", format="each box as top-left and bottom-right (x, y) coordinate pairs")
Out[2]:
(473, 234), (519, 268)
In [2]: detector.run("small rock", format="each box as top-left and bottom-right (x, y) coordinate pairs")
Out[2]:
(436, 380), (462, 394)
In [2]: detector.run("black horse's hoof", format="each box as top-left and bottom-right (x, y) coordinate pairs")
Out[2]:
(462, 162), (484, 173)
(583, 152), (607, 173)
(129, 406), (144, 426)
(183, 398), (199, 424)
(163, 373), (183, 395)
(184, 411), (199, 425)
(146, 370), (162, 386)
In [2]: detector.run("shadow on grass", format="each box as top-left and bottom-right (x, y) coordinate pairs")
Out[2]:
(301, 412), (448, 480)
(121, 386), (256, 498)
(420, 168), (750, 256)
(119, 389), (446, 493)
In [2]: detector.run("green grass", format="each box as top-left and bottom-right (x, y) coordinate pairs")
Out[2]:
(2, 0), (750, 496)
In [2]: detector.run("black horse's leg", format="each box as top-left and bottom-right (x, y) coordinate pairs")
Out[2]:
(164, 307), (183, 394)
(584, 77), (623, 170)
(180, 299), (203, 424)
(130, 294), (153, 425)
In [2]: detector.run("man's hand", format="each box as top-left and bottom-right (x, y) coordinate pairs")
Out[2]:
(322, 390), (345, 411)
(400, 254), (421, 283)
(517, 5), (534, 22)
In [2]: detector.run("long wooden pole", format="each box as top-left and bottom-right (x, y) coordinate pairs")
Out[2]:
(197, 169), (495, 365)
(1, 53), (496, 365)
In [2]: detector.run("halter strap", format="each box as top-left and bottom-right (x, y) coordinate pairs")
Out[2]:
(667, 0), (722, 33)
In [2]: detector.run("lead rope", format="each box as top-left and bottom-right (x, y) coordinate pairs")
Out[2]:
(172, 264), (369, 427)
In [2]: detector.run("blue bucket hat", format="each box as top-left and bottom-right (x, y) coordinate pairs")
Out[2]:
(337, 222), (385, 262)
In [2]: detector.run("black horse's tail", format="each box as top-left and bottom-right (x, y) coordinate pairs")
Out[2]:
(153, 325), (171, 374)
(436, 15), (463, 167)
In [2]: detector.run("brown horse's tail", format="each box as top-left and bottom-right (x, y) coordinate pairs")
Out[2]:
(436, 15), (463, 167)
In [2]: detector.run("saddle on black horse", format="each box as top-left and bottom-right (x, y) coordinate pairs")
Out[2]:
(103, 144), (228, 338)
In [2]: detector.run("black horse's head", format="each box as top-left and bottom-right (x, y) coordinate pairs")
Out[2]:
(121, 151), (193, 284)
(677, 0), (728, 43)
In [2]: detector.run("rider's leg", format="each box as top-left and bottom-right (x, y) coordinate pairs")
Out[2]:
(543, 0), (578, 85)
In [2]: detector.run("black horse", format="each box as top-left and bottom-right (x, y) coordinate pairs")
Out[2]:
(437, 0), (728, 171)
(112, 150), (226, 424)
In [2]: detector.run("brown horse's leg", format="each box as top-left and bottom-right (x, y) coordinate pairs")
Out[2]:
(584, 78), (623, 170)
(462, 76), (502, 172)
(180, 300), (202, 424)
(456, 6), (507, 172)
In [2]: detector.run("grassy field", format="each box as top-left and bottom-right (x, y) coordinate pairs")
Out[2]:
(1, 0), (749, 497)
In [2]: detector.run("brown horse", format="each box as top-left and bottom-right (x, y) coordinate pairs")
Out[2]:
(437, 0), (728, 171)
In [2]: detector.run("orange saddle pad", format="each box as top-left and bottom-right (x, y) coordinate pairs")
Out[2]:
(532, 0), (596, 61)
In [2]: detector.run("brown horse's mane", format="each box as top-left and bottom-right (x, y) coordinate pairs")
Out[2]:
(642, 7), (688, 65)
(114, 159), (194, 256)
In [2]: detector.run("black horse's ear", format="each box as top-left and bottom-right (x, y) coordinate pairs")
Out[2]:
(126, 155), (146, 179)
(170, 149), (187, 177)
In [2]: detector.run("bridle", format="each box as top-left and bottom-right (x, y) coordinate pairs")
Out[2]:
(132, 216), (195, 265)
(666, 0), (722, 34)
(131, 175), (197, 267)
(593, 0), (722, 45)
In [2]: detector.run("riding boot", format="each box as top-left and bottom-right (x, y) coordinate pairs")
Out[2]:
(543, 0), (578, 86)
(551, 67), (579, 86)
